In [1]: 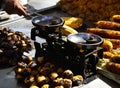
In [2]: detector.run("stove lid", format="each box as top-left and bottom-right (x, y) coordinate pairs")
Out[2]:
(67, 32), (103, 49)
(32, 15), (64, 28)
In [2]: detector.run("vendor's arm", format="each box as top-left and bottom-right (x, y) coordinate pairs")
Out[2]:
(0, 0), (27, 16)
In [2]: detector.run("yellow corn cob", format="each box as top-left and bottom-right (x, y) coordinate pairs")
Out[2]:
(62, 17), (83, 29)
(111, 15), (120, 23)
(101, 39), (113, 51)
(61, 25), (78, 35)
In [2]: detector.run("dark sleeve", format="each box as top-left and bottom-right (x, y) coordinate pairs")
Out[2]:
(0, 0), (8, 11)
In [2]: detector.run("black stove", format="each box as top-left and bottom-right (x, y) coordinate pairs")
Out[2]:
(31, 15), (103, 79)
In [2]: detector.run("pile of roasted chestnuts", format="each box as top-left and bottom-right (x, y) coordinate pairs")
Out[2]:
(15, 56), (83, 88)
(0, 27), (34, 66)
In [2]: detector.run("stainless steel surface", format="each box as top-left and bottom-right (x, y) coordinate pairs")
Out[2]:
(28, 0), (59, 10)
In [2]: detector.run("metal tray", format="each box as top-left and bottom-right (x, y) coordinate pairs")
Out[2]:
(97, 59), (120, 84)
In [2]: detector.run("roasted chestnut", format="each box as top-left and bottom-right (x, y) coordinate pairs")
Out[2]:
(24, 75), (36, 86)
(52, 77), (64, 87)
(72, 75), (83, 86)
(54, 85), (64, 88)
(50, 72), (59, 80)
(29, 85), (39, 88)
(62, 70), (73, 79)
(41, 84), (50, 88)
(63, 78), (72, 88)
(37, 75), (47, 86)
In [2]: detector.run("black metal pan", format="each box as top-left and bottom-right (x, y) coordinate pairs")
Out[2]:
(67, 32), (103, 49)
(32, 15), (64, 28)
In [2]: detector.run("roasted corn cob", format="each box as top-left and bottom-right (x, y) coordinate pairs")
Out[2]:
(96, 21), (120, 31)
(101, 39), (113, 51)
(111, 15), (120, 23)
(103, 49), (120, 58)
(62, 17), (83, 29)
(105, 38), (120, 49)
(57, 0), (120, 21)
(110, 55), (120, 63)
(106, 62), (120, 75)
(87, 28), (120, 39)
(61, 25), (78, 35)
(103, 51), (115, 58)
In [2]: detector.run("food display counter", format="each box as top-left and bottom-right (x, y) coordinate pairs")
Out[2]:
(0, 0), (120, 88)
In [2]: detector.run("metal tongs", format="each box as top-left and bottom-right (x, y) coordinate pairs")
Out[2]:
(24, 4), (56, 19)
(25, 10), (43, 20)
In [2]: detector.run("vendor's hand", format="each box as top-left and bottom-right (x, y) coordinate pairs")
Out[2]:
(4, 0), (27, 16)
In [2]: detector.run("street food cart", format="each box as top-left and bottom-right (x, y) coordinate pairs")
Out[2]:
(0, 0), (120, 88)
